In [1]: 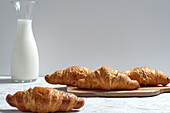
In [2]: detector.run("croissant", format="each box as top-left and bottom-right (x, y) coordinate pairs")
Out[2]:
(45, 66), (140, 90)
(45, 66), (94, 86)
(76, 66), (140, 90)
(6, 86), (85, 113)
(122, 66), (170, 86)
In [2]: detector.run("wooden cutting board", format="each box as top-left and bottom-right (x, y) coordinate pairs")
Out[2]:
(67, 84), (170, 97)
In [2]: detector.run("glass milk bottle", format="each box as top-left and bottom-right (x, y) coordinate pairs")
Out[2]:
(11, 0), (39, 83)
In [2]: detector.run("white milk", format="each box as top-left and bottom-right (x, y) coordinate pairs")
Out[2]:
(11, 19), (39, 82)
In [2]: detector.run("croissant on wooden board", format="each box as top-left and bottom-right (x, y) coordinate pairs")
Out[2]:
(6, 86), (85, 113)
(45, 66), (93, 86)
(122, 66), (170, 86)
(45, 66), (140, 90)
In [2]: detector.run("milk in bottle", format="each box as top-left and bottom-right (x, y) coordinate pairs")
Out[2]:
(11, 19), (39, 82)
(11, 0), (39, 82)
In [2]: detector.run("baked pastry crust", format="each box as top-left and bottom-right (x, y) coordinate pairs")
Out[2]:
(45, 66), (140, 90)
(122, 66), (170, 86)
(6, 86), (85, 112)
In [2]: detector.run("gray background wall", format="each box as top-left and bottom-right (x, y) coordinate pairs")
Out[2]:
(1, 0), (170, 76)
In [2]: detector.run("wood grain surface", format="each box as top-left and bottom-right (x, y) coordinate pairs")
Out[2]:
(67, 84), (170, 97)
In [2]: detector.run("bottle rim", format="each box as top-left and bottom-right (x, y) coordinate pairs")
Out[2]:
(11, 0), (38, 4)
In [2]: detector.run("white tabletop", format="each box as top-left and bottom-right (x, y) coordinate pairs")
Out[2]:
(0, 75), (170, 113)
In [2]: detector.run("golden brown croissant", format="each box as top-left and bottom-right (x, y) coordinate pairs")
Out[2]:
(6, 86), (85, 113)
(122, 66), (170, 86)
(76, 66), (140, 90)
(45, 66), (94, 86)
(45, 66), (140, 90)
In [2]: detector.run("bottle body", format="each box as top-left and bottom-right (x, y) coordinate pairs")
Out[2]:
(11, 19), (39, 82)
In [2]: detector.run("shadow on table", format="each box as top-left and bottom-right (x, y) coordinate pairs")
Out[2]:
(0, 75), (13, 84)
(0, 110), (80, 113)
(0, 110), (22, 113)
(0, 79), (13, 84)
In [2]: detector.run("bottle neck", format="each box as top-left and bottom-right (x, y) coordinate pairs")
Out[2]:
(12, 0), (38, 20)
(16, 19), (33, 37)
(17, 19), (33, 33)
(17, 19), (32, 28)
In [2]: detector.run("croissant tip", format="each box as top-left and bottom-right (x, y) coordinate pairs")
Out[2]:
(45, 74), (51, 82)
(168, 77), (170, 83)
(6, 94), (15, 107)
(137, 81), (140, 88)
(132, 80), (140, 89)
(73, 98), (85, 109)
